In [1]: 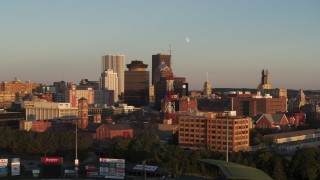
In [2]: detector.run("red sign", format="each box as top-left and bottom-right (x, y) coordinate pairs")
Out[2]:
(85, 164), (97, 171)
(41, 157), (62, 164)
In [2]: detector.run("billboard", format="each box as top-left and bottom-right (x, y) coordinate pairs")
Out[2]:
(41, 157), (63, 164)
(0, 159), (8, 177)
(99, 158), (125, 179)
(41, 157), (63, 179)
(11, 158), (20, 176)
(133, 164), (158, 172)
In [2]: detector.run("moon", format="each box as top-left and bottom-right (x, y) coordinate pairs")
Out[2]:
(185, 37), (190, 43)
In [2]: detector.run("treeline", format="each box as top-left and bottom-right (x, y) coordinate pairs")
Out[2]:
(103, 131), (320, 179)
(0, 127), (92, 156)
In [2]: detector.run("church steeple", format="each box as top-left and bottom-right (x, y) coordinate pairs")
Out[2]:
(258, 69), (272, 92)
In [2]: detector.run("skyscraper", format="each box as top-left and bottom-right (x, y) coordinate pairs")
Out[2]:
(124, 60), (149, 107)
(100, 69), (119, 102)
(101, 54), (125, 97)
(152, 53), (171, 85)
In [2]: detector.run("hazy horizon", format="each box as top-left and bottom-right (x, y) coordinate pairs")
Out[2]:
(1, 1), (319, 90)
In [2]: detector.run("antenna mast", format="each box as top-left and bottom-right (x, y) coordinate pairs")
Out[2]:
(169, 44), (172, 70)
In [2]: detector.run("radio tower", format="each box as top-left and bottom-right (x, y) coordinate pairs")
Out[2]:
(163, 44), (176, 125)
(163, 69), (175, 124)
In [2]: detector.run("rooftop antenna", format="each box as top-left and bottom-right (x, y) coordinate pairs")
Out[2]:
(169, 44), (173, 70)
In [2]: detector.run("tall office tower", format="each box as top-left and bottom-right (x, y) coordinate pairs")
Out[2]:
(101, 54), (125, 97)
(152, 53), (171, 85)
(78, 98), (88, 130)
(100, 69), (119, 102)
(257, 69), (272, 92)
(124, 60), (149, 107)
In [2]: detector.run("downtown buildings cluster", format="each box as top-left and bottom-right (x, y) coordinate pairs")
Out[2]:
(1, 53), (320, 155)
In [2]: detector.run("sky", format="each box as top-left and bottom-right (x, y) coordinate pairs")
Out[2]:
(0, 0), (319, 90)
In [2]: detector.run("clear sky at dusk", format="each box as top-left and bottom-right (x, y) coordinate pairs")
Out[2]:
(1, 0), (319, 90)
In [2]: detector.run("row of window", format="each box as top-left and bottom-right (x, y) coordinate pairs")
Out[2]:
(180, 119), (249, 125)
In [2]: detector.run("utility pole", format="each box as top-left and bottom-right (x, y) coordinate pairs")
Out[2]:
(226, 111), (229, 162)
(75, 120), (79, 179)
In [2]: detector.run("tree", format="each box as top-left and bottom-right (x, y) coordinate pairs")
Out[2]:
(261, 136), (275, 146)
(272, 156), (287, 180)
(290, 147), (320, 180)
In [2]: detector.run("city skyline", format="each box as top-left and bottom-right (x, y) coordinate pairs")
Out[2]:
(1, 1), (320, 90)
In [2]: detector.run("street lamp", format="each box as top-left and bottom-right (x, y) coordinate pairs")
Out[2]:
(226, 111), (229, 162)
(75, 119), (79, 179)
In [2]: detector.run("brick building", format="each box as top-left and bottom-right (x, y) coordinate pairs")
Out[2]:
(31, 121), (52, 132)
(177, 97), (197, 112)
(254, 114), (289, 130)
(0, 78), (41, 94)
(37, 93), (53, 102)
(179, 112), (250, 152)
(0, 92), (15, 109)
(232, 95), (287, 117)
(105, 124), (134, 139)
(197, 98), (230, 112)
(88, 123), (108, 140)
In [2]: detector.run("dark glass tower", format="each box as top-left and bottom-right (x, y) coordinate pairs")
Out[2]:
(124, 60), (149, 107)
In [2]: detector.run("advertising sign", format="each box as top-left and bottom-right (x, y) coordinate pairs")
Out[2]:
(99, 158), (125, 179)
(41, 157), (63, 179)
(11, 158), (20, 176)
(133, 164), (158, 172)
(41, 157), (63, 164)
(0, 159), (8, 177)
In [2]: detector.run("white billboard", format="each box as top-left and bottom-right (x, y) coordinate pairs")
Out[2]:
(99, 158), (125, 179)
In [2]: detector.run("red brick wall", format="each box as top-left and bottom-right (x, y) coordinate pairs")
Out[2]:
(109, 129), (133, 139)
(256, 116), (272, 129)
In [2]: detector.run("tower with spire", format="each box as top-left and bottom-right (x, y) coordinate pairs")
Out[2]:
(258, 69), (272, 92)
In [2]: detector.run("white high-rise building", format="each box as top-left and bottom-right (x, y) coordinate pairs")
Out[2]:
(101, 54), (125, 97)
(100, 69), (119, 102)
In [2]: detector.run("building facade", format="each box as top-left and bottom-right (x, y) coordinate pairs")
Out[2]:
(152, 53), (171, 85)
(24, 101), (78, 121)
(262, 88), (287, 98)
(101, 54), (125, 97)
(105, 124), (134, 139)
(254, 114), (289, 130)
(0, 92), (15, 109)
(177, 97), (198, 112)
(65, 85), (94, 107)
(100, 69), (119, 102)
(179, 112), (250, 152)
(124, 60), (149, 107)
(155, 77), (188, 111)
(232, 95), (287, 117)
(78, 98), (88, 129)
(0, 77), (41, 94)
